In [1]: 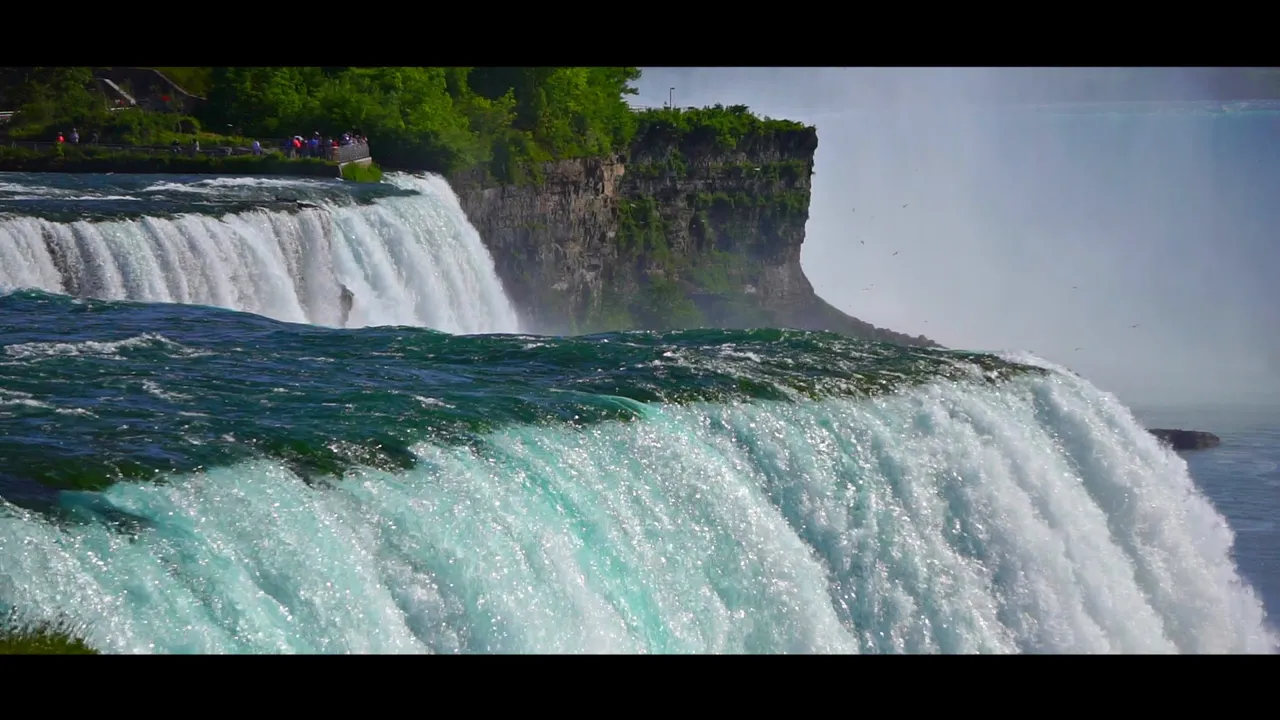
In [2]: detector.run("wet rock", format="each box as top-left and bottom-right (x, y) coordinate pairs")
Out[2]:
(1148, 428), (1221, 451)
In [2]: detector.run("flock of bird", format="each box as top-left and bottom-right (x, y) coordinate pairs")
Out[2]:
(850, 202), (1143, 353)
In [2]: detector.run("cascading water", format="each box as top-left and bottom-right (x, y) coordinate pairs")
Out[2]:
(0, 301), (1274, 653)
(0, 173), (519, 334)
(1, 141), (1276, 654)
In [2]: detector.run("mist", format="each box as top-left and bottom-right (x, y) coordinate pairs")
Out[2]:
(629, 68), (1280, 410)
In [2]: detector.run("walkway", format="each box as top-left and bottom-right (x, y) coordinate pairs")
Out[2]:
(6, 138), (371, 164)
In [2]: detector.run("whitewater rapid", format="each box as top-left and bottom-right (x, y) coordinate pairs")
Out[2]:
(0, 350), (1272, 654)
(0, 174), (519, 334)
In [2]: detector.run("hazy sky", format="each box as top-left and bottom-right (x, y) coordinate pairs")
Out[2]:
(629, 68), (1280, 409)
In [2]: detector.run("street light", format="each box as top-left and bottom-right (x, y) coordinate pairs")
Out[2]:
(669, 87), (674, 109)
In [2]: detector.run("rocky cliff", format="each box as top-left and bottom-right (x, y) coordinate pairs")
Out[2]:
(450, 122), (937, 347)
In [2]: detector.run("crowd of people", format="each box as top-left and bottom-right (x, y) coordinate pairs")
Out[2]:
(277, 131), (369, 159)
(55, 128), (99, 145)
(49, 126), (370, 161)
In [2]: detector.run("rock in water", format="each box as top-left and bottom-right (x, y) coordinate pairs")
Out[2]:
(1148, 428), (1222, 451)
(339, 284), (353, 327)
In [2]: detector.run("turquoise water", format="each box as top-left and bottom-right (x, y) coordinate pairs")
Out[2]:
(0, 160), (1276, 653)
(0, 288), (1272, 652)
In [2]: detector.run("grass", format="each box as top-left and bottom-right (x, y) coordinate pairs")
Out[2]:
(341, 161), (383, 183)
(0, 625), (98, 654)
(4, 108), (257, 148)
(0, 145), (340, 177)
(149, 67), (214, 98)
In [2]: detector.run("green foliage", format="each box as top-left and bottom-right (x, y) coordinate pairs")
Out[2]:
(0, 145), (337, 176)
(100, 108), (196, 144)
(611, 181), (813, 329)
(629, 148), (689, 179)
(1, 67), (644, 181)
(10, 108), (180, 143)
(0, 621), (97, 655)
(616, 194), (668, 259)
(631, 104), (812, 154)
(691, 189), (811, 218)
(197, 66), (642, 179)
(0, 68), (251, 150)
(468, 67), (640, 158)
(341, 161), (383, 183)
(686, 249), (746, 294)
(0, 68), (104, 129)
(152, 67), (213, 97)
(637, 274), (702, 329)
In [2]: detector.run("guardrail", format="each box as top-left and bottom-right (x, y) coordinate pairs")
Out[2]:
(270, 140), (370, 163)
(3, 139), (372, 163)
(627, 104), (698, 112)
(5, 140), (259, 157)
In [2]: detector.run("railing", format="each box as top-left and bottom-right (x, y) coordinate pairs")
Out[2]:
(273, 140), (371, 163)
(5, 140), (260, 157)
(627, 104), (696, 112)
(333, 142), (371, 164)
(4, 138), (372, 162)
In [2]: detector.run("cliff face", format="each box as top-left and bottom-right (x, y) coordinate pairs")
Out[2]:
(451, 128), (936, 347)
(449, 156), (625, 335)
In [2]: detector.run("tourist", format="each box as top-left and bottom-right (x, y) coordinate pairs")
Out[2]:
(69, 128), (79, 144)
(56, 132), (65, 144)
(251, 139), (262, 156)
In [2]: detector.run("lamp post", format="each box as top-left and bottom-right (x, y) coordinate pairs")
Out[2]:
(669, 87), (674, 109)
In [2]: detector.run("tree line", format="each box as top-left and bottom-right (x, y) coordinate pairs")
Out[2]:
(0, 67), (646, 182)
(6, 67), (1275, 182)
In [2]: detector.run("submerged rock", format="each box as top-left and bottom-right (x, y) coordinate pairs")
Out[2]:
(1148, 428), (1221, 451)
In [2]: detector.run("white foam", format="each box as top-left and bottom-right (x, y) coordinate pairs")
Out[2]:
(2, 333), (203, 361)
(0, 174), (519, 334)
(0, 368), (1271, 653)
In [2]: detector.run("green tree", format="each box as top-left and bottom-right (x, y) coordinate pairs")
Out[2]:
(2, 67), (108, 133)
(2, 66), (647, 177)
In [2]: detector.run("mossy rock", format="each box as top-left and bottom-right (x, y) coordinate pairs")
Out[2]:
(0, 626), (98, 655)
